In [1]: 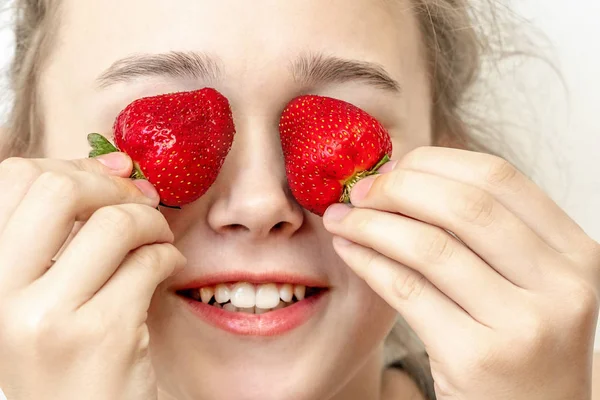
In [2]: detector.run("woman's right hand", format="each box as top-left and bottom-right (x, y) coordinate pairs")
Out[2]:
(0, 154), (186, 400)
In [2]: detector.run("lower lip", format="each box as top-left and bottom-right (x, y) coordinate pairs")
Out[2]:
(180, 291), (328, 336)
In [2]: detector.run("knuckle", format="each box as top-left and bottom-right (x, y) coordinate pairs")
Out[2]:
(415, 228), (455, 264)
(126, 243), (180, 281)
(14, 308), (60, 345)
(77, 309), (112, 340)
(145, 204), (169, 224)
(134, 324), (151, 357)
(0, 157), (22, 171)
(128, 244), (164, 270)
(92, 206), (135, 237)
(0, 157), (41, 177)
(589, 240), (600, 261)
(582, 240), (600, 269)
(454, 188), (495, 227)
(353, 210), (374, 234)
(590, 244), (600, 286)
(0, 158), (41, 194)
(403, 146), (430, 165)
(392, 271), (428, 302)
(485, 157), (520, 188)
(377, 170), (404, 199)
(162, 243), (183, 263)
(513, 311), (549, 353)
(363, 248), (386, 273)
(71, 157), (104, 172)
(114, 178), (143, 201)
(137, 204), (172, 235)
(0, 300), (95, 357)
(125, 202), (162, 220)
(35, 171), (79, 202)
(561, 277), (600, 325)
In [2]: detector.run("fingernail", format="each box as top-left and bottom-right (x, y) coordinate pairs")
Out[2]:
(96, 152), (129, 171)
(376, 160), (398, 174)
(133, 179), (160, 201)
(324, 203), (352, 222)
(350, 175), (377, 203)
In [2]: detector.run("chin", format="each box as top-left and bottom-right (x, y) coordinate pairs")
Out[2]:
(152, 353), (342, 400)
(147, 275), (398, 400)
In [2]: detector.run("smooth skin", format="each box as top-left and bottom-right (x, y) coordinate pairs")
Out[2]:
(324, 148), (600, 399)
(2, 1), (425, 399)
(0, 0), (599, 399)
(0, 154), (185, 400)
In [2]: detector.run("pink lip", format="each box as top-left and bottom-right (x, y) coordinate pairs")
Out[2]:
(179, 291), (328, 336)
(173, 271), (330, 336)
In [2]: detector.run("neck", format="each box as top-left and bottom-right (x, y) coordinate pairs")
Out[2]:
(330, 344), (385, 400)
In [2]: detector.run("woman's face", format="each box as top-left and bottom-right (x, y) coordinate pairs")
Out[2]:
(39, 0), (432, 398)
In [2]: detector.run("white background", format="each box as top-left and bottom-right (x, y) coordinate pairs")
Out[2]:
(0, 3), (599, 396)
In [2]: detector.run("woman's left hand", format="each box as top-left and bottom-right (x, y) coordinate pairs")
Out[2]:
(323, 146), (600, 400)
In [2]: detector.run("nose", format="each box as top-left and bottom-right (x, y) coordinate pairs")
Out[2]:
(206, 118), (304, 239)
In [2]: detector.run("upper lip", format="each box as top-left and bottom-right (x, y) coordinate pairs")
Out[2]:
(171, 271), (330, 291)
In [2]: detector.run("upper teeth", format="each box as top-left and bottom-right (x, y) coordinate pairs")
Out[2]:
(197, 283), (307, 308)
(200, 287), (213, 303)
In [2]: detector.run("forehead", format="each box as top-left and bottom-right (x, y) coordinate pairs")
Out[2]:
(51, 0), (423, 86)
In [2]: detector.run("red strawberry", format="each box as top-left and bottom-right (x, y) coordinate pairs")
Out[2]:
(279, 95), (392, 216)
(88, 88), (235, 207)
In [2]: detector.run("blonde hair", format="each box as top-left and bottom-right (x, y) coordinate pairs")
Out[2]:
(2, 0), (54, 158)
(1, 1), (535, 398)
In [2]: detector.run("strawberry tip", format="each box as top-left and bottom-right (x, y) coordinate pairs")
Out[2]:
(159, 203), (182, 210)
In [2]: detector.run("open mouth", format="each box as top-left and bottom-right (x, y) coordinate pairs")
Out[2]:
(177, 283), (326, 315)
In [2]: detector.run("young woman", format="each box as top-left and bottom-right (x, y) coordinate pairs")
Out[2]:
(0, 1), (598, 399)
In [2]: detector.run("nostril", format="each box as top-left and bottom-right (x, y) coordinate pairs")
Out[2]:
(271, 221), (289, 233)
(221, 224), (248, 234)
(219, 221), (293, 237)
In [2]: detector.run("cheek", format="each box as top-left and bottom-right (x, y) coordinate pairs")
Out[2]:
(43, 125), (91, 159)
(329, 268), (399, 373)
(389, 126), (432, 161)
(345, 271), (398, 339)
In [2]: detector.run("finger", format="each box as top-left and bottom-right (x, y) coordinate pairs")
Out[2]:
(83, 243), (186, 325)
(0, 171), (159, 291)
(330, 234), (482, 355)
(52, 221), (85, 261)
(349, 169), (560, 288)
(33, 204), (174, 307)
(39, 153), (134, 177)
(0, 157), (43, 234)
(324, 205), (523, 325)
(387, 147), (589, 254)
(0, 154), (132, 234)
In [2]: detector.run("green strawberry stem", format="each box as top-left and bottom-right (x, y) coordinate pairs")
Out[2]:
(87, 133), (181, 210)
(88, 133), (118, 157)
(87, 133), (146, 179)
(340, 154), (390, 204)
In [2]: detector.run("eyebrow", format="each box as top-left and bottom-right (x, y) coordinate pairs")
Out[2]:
(291, 53), (401, 93)
(96, 51), (222, 88)
(96, 51), (401, 94)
